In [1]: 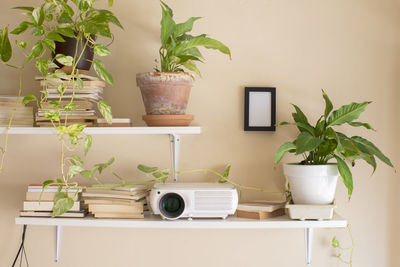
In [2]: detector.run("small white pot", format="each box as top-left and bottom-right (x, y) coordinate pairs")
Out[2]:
(283, 163), (339, 205)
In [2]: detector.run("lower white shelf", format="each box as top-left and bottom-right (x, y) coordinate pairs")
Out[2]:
(15, 214), (347, 229)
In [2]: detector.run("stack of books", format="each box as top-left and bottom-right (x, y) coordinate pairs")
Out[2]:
(35, 74), (106, 127)
(82, 185), (151, 219)
(236, 201), (286, 220)
(20, 184), (86, 218)
(0, 96), (34, 127)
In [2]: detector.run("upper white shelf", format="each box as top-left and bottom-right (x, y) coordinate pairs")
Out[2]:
(0, 126), (201, 135)
(15, 214), (347, 229)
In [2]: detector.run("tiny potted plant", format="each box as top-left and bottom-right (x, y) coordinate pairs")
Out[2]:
(274, 90), (393, 204)
(136, 1), (231, 126)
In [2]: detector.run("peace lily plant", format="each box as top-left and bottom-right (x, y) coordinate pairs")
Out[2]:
(274, 90), (393, 200)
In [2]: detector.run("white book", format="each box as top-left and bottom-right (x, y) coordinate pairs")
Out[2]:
(23, 201), (80, 211)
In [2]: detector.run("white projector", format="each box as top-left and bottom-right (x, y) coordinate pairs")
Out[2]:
(150, 183), (238, 220)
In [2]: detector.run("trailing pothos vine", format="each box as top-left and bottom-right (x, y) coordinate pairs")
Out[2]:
(0, 0), (124, 215)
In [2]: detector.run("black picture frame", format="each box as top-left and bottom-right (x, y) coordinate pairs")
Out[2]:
(244, 87), (276, 131)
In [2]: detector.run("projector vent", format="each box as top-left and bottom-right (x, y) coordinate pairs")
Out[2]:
(194, 191), (233, 211)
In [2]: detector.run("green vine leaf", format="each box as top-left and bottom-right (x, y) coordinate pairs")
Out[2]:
(0, 26), (12, 62)
(68, 165), (85, 178)
(55, 54), (73, 66)
(93, 59), (113, 84)
(274, 142), (296, 163)
(52, 193), (74, 217)
(22, 94), (37, 105)
(97, 100), (113, 124)
(84, 135), (92, 156)
(94, 44), (111, 56)
(138, 164), (158, 173)
(69, 155), (83, 166)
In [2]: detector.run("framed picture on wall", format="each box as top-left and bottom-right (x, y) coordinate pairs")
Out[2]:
(244, 87), (276, 131)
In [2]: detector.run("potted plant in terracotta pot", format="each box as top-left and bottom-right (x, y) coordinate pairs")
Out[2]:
(274, 90), (393, 204)
(136, 1), (231, 126)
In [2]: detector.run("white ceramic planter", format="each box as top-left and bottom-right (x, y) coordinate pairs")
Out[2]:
(283, 163), (339, 205)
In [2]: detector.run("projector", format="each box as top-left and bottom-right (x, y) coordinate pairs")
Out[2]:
(150, 183), (238, 220)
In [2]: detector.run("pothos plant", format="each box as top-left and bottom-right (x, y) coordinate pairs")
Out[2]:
(274, 90), (394, 198)
(0, 0), (126, 215)
(156, 1), (231, 75)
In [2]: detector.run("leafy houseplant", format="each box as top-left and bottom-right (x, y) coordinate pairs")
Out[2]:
(274, 90), (393, 202)
(136, 1), (231, 126)
(0, 0), (124, 215)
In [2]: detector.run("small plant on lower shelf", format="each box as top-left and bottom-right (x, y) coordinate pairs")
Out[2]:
(332, 224), (354, 267)
(274, 90), (394, 198)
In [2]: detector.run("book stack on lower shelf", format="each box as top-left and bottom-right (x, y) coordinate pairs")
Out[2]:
(0, 96), (34, 127)
(36, 74), (105, 127)
(236, 201), (286, 220)
(82, 185), (151, 219)
(20, 184), (86, 218)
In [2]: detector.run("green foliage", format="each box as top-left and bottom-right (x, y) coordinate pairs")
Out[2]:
(52, 192), (74, 217)
(157, 1), (231, 75)
(97, 100), (113, 123)
(0, 27), (12, 62)
(274, 90), (393, 198)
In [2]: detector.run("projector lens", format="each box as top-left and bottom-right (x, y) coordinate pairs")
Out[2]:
(159, 193), (185, 219)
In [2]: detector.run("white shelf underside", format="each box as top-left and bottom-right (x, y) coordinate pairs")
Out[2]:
(16, 214), (347, 229)
(0, 126), (201, 135)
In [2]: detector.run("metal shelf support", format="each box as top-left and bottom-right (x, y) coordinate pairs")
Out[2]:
(169, 134), (180, 182)
(305, 227), (313, 265)
(54, 226), (62, 262)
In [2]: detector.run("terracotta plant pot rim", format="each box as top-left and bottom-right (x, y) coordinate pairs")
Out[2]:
(136, 72), (194, 85)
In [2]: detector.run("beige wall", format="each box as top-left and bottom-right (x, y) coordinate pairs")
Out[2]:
(0, 0), (399, 266)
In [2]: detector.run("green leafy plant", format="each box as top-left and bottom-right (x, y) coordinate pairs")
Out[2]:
(274, 90), (393, 198)
(0, 0), (123, 215)
(156, 1), (231, 75)
(332, 224), (354, 266)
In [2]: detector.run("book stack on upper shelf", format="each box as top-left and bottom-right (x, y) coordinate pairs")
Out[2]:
(35, 74), (105, 127)
(82, 185), (151, 219)
(236, 201), (286, 220)
(0, 96), (34, 127)
(20, 184), (86, 218)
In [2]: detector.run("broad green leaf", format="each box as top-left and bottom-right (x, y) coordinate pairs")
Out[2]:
(52, 194), (74, 216)
(274, 142), (296, 163)
(42, 180), (55, 189)
(56, 27), (75, 38)
(55, 54), (73, 66)
(94, 44), (111, 56)
(296, 132), (322, 155)
(97, 100), (113, 123)
(46, 32), (65, 42)
(0, 27), (12, 62)
(13, 6), (35, 12)
(160, 6), (176, 45)
(11, 21), (33, 35)
(326, 128), (344, 152)
(32, 26), (45, 36)
(28, 41), (43, 59)
(180, 36), (231, 59)
(44, 110), (60, 122)
(93, 59), (113, 84)
(58, 11), (73, 24)
(68, 165), (85, 178)
(181, 61), (201, 76)
(22, 94), (37, 104)
(340, 138), (360, 158)
(57, 84), (65, 95)
(35, 59), (49, 75)
(138, 164), (158, 173)
(152, 169), (170, 182)
(160, 1), (173, 17)
(292, 104), (309, 124)
(316, 139), (337, 157)
(69, 155), (83, 166)
(219, 165), (231, 183)
(80, 170), (94, 179)
(327, 102), (369, 127)
(108, 0), (114, 7)
(42, 39), (55, 52)
(84, 135), (92, 156)
(174, 17), (201, 37)
(359, 153), (377, 173)
(334, 155), (353, 198)
(32, 5), (45, 26)
(322, 90), (333, 118)
(348, 121), (374, 130)
(351, 136), (393, 167)
(66, 124), (86, 137)
(315, 116), (325, 137)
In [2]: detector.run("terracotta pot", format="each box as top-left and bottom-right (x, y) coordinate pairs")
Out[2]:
(136, 72), (194, 115)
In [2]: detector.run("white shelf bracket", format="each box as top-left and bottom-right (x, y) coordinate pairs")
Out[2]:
(305, 227), (313, 265)
(54, 225), (62, 263)
(169, 134), (180, 182)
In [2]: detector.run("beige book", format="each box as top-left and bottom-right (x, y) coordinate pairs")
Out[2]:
(36, 121), (96, 127)
(20, 210), (85, 218)
(236, 209), (285, 220)
(84, 189), (147, 196)
(236, 201), (286, 212)
(23, 201), (80, 211)
(89, 204), (143, 213)
(84, 198), (143, 206)
(26, 191), (79, 201)
(82, 192), (147, 201)
(93, 212), (144, 219)
(40, 80), (106, 88)
(35, 115), (97, 121)
(41, 101), (94, 110)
